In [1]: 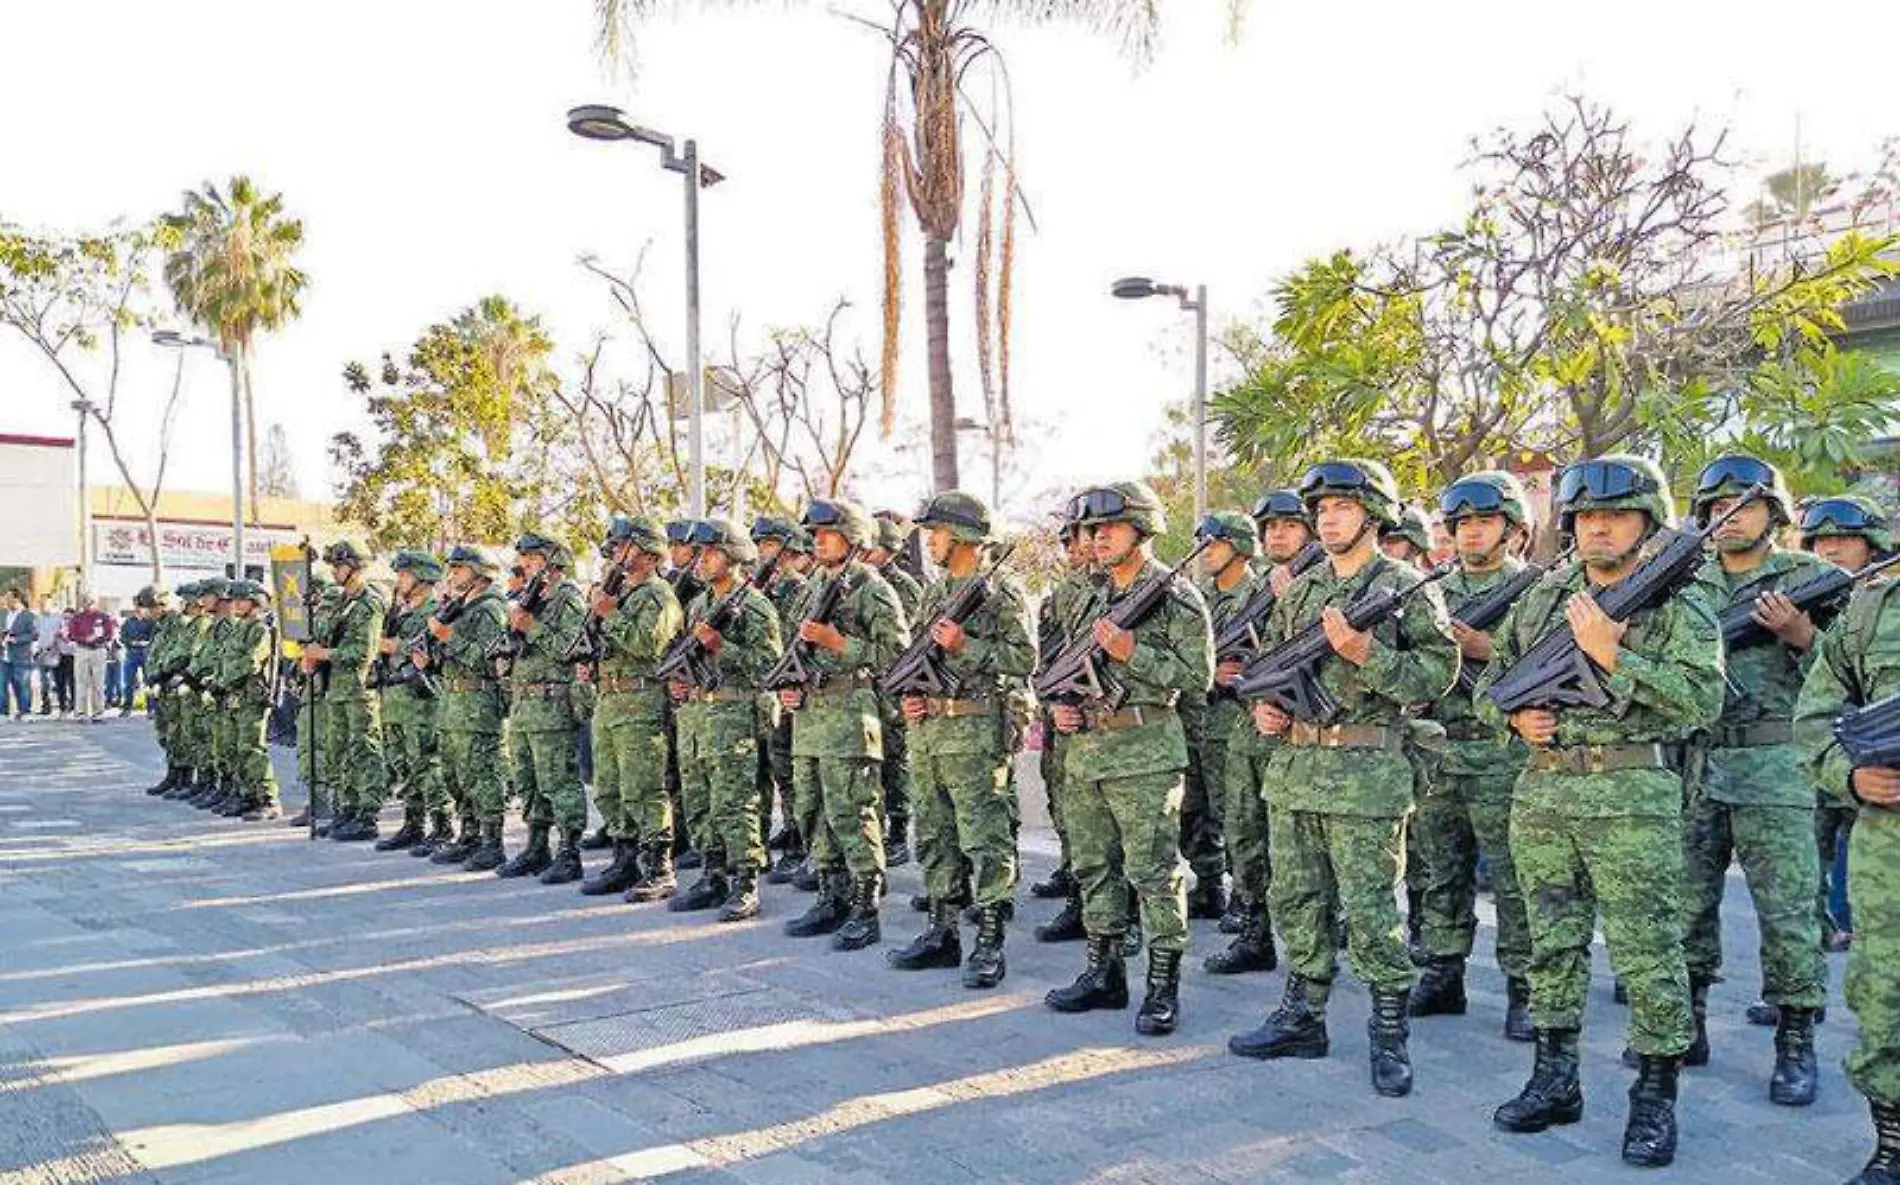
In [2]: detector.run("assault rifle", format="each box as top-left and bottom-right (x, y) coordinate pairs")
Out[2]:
(879, 544), (1018, 698)
(1448, 547), (1575, 695)
(1486, 485), (1765, 714)
(655, 553), (782, 689)
(566, 561), (632, 664)
(403, 587), (471, 691)
(1032, 538), (1213, 712)
(366, 600), (405, 690)
(1213, 541), (1326, 670)
(1231, 559), (1455, 723)
(1835, 690), (1900, 770)
(667, 552), (706, 613)
(1721, 552), (1900, 653)
(762, 564), (861, 692)
(489, 570), (552, 679)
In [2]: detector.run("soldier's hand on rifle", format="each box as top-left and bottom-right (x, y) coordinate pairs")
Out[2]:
(1214, 658), (1245, 687)
(668, 679), (692, 704)
(778, 688), (805, 712)
(1511, 708), (1559, 747)
(413, 650), (430, 670)
(692, 622), (723, 651)
(591, 591), (618, 618)
(1094, 620), (1135, 662)
(1565, 595), (1627, 671)
(1320, 607), (1371, 666)
(930, 619), (967, 655)
(378, 637), (398, 656)
(1251, 702), (1291, 736)
(902, 695), (928, 724)
(798, 621), (846, 653)
(1269, 566), (1294, 595)
(1752, 591), (1815, 651)
(1852, 766), (1900, 806)
(1052, 703), (1084, 734)
(509, 606), (533, 633)
(427, 618), (452, 643)
(1451, 620), (1494, 661)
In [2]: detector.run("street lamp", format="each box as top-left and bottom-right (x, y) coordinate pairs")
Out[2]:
(154, 330), (245, 578)
(1113, 276), (1209, 520)
(70, 398), (92, 590)
(568, 103), (725, 517)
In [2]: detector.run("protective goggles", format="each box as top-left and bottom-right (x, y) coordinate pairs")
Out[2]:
(1556, 461), (1657, 506)
(801, 501), (846, 530)
(1800, 499), (1883, 535)
(1250, 490), (1307, 521)
(1297, 461), (1374, 498)
(1194, 515), (1240, 543)
(1695, 455), (1777, 497)
(1439, 479), (1508, 520)
(1072, 488), (1129, 523)
(918, 499), (987, 536)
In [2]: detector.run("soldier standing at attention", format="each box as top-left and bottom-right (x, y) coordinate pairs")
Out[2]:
(495, 534), (589, 884)
(216, 581), (280, 821)
(869, 510), (923, 867)
(779, 499), (908, 951)
(1673, 455), (1828, 1104)
(1044, 482), (1212, 1036)
(376, 551), (448, 853)
(1479, 456), (1723, 1168)
(303, 542), (388, 842)
(755, 518), (817, 886)
(1794, 538), (1900, 1185)
(140, 586), (187, 797)
(186, 580), (236, 811)
(667, 517), (781, 921)
(419, 548), (512, 868)
(285, 573), (336, 827)
(1029, 510), (1095, 942)
(1228, 461), (1456, 1098)
(1190, 511), (1260, 937)
(888, 492), (1034, 987)
(1409, 472), (1538, 1041)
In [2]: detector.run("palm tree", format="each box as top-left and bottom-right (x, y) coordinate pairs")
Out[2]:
(162, 176), (307, 526)
(595, 1), (1241, 493)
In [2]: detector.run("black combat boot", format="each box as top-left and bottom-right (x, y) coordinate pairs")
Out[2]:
(431, 819), (477, 864)
(1218, 892), (1248, 935)
(1204, 909), (1277, 975)
(909, 892), (931, 912)
(884, 816), (910, 867)
(676, 847), (704, 871)
(411, 812), (454, 857)
(833, 876), (883, 950)
(1621, 1053), (1681, 1168)
(1769, 1006), (1818, 1107)
(1035, 890), (1086, 943)
(162, 770), (198, 800)
(1135, 948), (1183, 1036)
(962, 903), (1006, 989)
(626, 844), (678, 903)
(889, 899), (963, 970)
(1030, 865), (1075, 899)
(1045, 934), (1130, 1013)
(539, 828), (585, 885)
(240, 798), (281, 823)
(580, 839), (640, 896)
(1229, 974), (1330, 1060)
(462, 822), (506, 872)
(767, 822), (795, 852)
(579, 824), (613, 852)
(1407, 957), (1467, 1017)
(1504, 977), (1534, 1043)
(1746, 1000), (1780, 1026)
(1369, 988), (1414, 1097)
(217, 790), (250, 817)
(670, 869), (730, 912)
(497, 823), (553, 878)
(1851, 1100), (1900, 1185)
(1119, 895), (1144, 959)
(719, 870), (761, 923)
(330, 811), (379, 843)
(187, 776), (220, 808)
(1186, 876), (1227, 921)
(791, 859), (821, 892)
(764, 847), (804, 885)
(1494, 1029), (1583, 1132)
(375, 808), (425, 852)
(145, 766), (179, 796)
(785, 871), (848, 937)
(961, 897), (1011, 925)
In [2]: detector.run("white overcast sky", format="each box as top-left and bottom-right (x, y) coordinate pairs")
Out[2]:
(3, 1), (1897, 519)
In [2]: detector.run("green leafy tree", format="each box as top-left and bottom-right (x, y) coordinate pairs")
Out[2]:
(161, 176), (307, 529)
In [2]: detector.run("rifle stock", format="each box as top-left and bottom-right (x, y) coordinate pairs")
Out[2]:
(879, 543), (1017, 698)
(1722, 552), (1900, 652)
(1032, 538), (1213, 712)
(1213, 541), (1326, 668)
(1836, 690), (1900, 769)
(762, 562), (856, 693)
(1448, 547), (1574, 696)
(654, 554), (781, 689)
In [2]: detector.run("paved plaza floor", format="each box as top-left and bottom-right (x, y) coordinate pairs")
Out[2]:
(0, 715), (1868, 1183)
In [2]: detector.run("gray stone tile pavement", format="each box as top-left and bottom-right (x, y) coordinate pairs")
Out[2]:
(0, 714), (1870, 1183)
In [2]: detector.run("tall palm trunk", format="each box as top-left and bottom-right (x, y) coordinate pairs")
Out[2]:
(241, 343), (261, 527)
(924, 232), (958, 493)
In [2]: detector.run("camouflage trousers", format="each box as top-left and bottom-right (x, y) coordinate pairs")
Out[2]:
(1269, 804), (1413, 1003)
(1681, 792), (1826, 1008)
(1223, 732), (1275, 908)
(878, 694), (912, 830)
(324, 696), (385, 814)
(509, 725), (586, 833)
(442, 726), (506, 826)
(382, 708), (444, 818)
(1820, 802), (1857, 938)
(769, 714), (797, 844)
(592, 693), (670, 846)
(1067, 768), (1188, 955)
(295, 695), (324, 803)
(913, 745), (1017, 908)
(1037, 719), (1072, 870)
(1846, 806), (1900, 1104)
(797, 756), (887, 882)
(1178, 698), (1223, 887)
(1415, 769), (1531, 978)
(152, 688), (181, 765)
(184, 694), (215, 775)
(678, 699), (765, 875)
(234, 696), (279, 805)
(1512, 780), (1694, 1055)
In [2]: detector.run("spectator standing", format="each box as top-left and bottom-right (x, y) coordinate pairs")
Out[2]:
(1, 590), (35, 718)
(121, 606), (155, 715)
(67, 596), (114, 722)
(35, 600), (63, 716)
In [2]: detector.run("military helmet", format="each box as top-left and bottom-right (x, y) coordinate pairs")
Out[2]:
(323, 539), (371, 568)
(445, 543), (501, 577)
(392, 549), (447, 584)
(694, 516), (759, 564)
(196, 577), (230, 600)
(801, 498), (875, 548)
(1799, 495), (1896, 554)
(1194, 510), (1259, 558)
(915, 491), (992, 546)
(133, 585), (165, 610)
(230, 579), (270, 604)
(1440, 470), (1533, 529)
(513, 530), (573, 570)
(1297, 459), (1402, 527)
(1074, 480), (1167, 537)
(1381, 504), (1435, 554)
(1555, 454), (1676, 533)
(872, 510), (915, 554)
(1691, 454), (1794, 525)
(751, 515), (798, 544)
(664, 519), (703, 547)
(1250, 488), (1312, 527)
(175, 581), (200, 601)
(605, 514), (667, 558)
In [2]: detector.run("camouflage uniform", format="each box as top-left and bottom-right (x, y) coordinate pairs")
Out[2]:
(143, 591), (188, 792)
(872, 512), (922, 859)
(431, 554), (511, 866)
(754, 517), (813, 873)
(215, 584), (279, 816)
(322, 566), (389, 834)
(1193, 511), (1262, 923)
(185, 587), (231, 794)
(593, 520), (684, 880)
(503, 537), (590, 872)
(295, 580), (338, 819)
(379, 553), (447, 846)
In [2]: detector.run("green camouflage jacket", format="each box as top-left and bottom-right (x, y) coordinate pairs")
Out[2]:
(1436, 561), (1529, 777)
(1796, 577), (1900, 810)
(437, 585), (510, 731)
(595, 573), (682, 727)
(684, 579), (782, 691)
(382, 594), (438, 718)
(788, 560), (908, 759)
(880, 561), (924, 619)
(907, 570), (1035, 757)
(1201, 565), (1263, 749)
(509, 580), (586, 730)
(322, 582), (387, 702)
(188, 615), (231, 692)
(214, 614), (275, 706)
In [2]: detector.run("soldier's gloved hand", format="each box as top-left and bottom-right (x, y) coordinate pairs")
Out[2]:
(929, 619), (967, 656)
(1251, 702), (1290, 736)
(1450, 620), (1494, 661)
(591, 592), (619, 618)
(902, 695), (928, 724)
(1051, 703), (1084, 734)
(668, 679), (692, 704)
(413, 650), (430, 670)
(1751, 591), (1815, 651)
(1511, 708), (1559, 747)
(378, 637), (398, 656)
(777, 688), (805, 712)
(1852, 766), (1900, 806)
